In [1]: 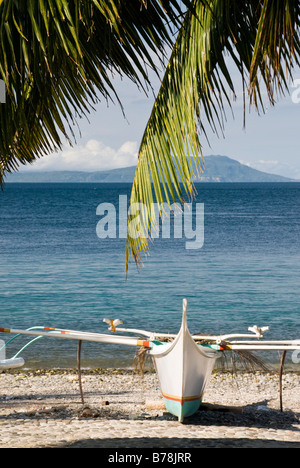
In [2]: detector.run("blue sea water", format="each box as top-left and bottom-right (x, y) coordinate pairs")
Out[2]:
(0, 182), (299, 369)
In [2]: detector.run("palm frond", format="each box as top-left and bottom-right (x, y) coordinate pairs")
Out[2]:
(126, 0), (237, 271)
(0, 0), (192, 182)
(249, 0), (300, 107)
(125, 0), (300, 272)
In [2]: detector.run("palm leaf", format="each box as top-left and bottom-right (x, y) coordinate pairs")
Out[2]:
(125, 0), (300, 272)
(126, 0), (235, 271)
(0, 0), (192, 181)
(249, 0), (300, 107)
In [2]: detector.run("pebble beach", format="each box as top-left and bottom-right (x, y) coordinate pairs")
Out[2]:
(0, 368), (299, 449)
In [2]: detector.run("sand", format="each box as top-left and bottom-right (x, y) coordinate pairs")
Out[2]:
(0, 368), (299, 448)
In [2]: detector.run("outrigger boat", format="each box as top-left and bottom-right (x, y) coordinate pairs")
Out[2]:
(0, 299), (299, 422)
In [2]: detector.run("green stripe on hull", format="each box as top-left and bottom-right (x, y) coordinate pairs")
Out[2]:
(164, 398), (202, 422)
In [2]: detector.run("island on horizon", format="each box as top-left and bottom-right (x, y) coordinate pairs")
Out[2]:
(4, 154), (296, 184)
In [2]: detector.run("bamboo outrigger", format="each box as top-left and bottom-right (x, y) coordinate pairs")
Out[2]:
(1, 299), (299, 422)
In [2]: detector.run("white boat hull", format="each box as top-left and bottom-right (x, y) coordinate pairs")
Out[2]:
(150, 301), (219, 422)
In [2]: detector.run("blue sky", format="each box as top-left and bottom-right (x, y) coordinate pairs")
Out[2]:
(23, 59), (300, 179)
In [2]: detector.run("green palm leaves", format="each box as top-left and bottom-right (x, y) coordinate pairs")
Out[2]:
(0, 0), (187, 180)
(125, 0), (300, 272)
(249, 0), (300, 107)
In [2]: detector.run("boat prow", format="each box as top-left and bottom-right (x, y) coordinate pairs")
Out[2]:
(150, 299), (220, 422)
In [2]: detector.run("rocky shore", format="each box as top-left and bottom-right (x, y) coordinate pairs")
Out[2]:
(0, 369), (299, 448)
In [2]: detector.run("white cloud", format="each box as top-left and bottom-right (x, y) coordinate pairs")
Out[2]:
(23, 139), (139, 172)
(238, 158), (300, 179)
(257, 160), (279, 165)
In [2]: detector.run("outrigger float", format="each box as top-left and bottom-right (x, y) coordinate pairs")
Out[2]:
(1, 299), (300, 422)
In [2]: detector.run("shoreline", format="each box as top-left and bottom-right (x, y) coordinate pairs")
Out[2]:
(0, 368), (299, 448)
(2, 365), (300, 374)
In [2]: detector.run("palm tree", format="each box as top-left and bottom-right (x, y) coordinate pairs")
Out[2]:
(0, 1), (299, 272)
(0, 0), (188, 178)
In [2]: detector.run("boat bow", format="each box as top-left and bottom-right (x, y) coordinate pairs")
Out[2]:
(150, 299), (220, 422)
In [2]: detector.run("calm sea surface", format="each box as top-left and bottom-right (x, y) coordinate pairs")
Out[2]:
(0, 182), (299, 368)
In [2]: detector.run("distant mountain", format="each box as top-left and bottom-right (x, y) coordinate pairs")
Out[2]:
(194, 155), (293, 182)
(5, 166), (136, 183)
(5, 155), (294, 183)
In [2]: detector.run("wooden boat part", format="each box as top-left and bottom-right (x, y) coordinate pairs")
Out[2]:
(223, 343), (300, 351)
(227, 339), (300, 346)
(0, 327), (153, 349)
(114, 326), (272, 343)
(149, 299), (220, 422)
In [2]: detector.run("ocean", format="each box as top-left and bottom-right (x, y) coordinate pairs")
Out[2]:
(0, 182), (299, 369)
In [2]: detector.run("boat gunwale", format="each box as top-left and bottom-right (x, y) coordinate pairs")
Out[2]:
(149, 307), (220, 360)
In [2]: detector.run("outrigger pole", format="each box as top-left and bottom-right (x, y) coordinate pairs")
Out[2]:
(0, 327), (153, 349)
(1, 325), (300, 352)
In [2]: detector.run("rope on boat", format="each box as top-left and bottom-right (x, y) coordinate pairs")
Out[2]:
(134, 346), (149, 377)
